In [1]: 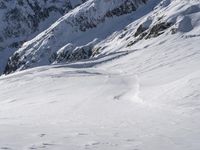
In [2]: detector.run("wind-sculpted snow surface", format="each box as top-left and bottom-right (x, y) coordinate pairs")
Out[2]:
(0, 0), (200, 149)
(0, 29), (200, 149)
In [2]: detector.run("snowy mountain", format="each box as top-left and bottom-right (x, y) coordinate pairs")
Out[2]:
(0, 0), (200, 149)
(0, 0), (87, 73)
(4, 0), (148, 74)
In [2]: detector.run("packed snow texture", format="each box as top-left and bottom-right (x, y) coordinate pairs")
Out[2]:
(0, 0), (200, 149)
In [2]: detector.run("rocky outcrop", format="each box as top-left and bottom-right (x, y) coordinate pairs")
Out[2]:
(66, 0), (148, 32)
(54, 40), (98, 64)
(146, 22), (172, 39)
(0, 0), (87, 49)
(0, 0), (88, 74)
(127, 22), (173, 47)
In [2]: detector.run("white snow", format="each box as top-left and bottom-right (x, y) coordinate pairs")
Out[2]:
(0, 30), (200, 149)
(0, 0), (200, 149)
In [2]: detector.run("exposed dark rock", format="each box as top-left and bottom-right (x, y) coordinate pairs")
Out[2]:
(146, 22), (172, 39)
(0, 1), (6, 9)
(2, 1), (69, 39)
(106, 1), (137, 17)
(54, 42), (96, 64)
(171, 28), (178, 34)
(134, 25), (148, 37)
(127, 22), (173, 47)
(4, 53), (24, 74)
(70, 0), (147, 32)
(10, 41), (25, 48)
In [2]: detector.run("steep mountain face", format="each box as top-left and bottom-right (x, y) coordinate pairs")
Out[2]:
(94, 0), (200, 55)
(1, 0), (200, 75)
(0, 0), (87, 48)
(0, 0), (87, 73)
(3, 0), (148, 74)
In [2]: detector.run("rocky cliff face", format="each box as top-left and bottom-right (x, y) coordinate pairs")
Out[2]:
(4, 0), (148, 74)
(0, 0), (86, 49)
(0, 0), (87, 73)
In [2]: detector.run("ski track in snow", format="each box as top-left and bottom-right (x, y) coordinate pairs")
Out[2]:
(0, 0), (200, 149)
(0, 50), (200, 150)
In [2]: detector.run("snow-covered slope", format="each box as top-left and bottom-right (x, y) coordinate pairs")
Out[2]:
(0, 0), (200, 149)
(0, 28), (200, 149)
(0, 0), (87, 74)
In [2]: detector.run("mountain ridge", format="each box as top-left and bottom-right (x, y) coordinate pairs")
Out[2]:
(0, 0), (88, 73)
